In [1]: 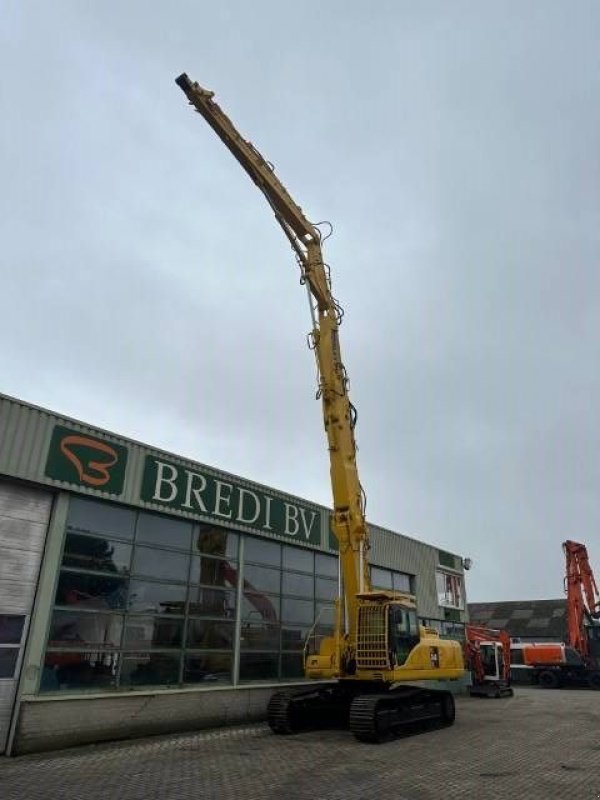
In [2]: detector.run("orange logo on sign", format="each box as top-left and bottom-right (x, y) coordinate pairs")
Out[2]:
(59, 435), (119, 487)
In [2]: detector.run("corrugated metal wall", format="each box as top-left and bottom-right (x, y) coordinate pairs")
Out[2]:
(369, 523), (443, 620)
(0, 480), (53, 752)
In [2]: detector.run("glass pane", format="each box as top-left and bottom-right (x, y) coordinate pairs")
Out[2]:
(315, 577), (338, 602)
(436, 572), (463, 608)
(136, 512), (192, 550)
(128, 580), (188, 615)
(190, 555), (238, 588)
(49, 610), (123, 649)
(63, 534), (131, 575)
(393, 572), (412, 593)
(282, 572), (314, 598)
(282, 546), (313, 573)
(243, 564), (281, 594)
(188, 587), (237, 619)
(281, 652), (304, 679)
(67, 497), (135, 540)
(183, 652), (232, 684)
(371, 567), (393, 590)
(186, 619), (235, 650)
(281, 625), (308, 651)
(244, 537), (281, 567)
(240, 622), (280, 651)
(55, 570), (129, 610)
(132, 546), (189, 583)
(315, 603), (336, 631)
(120, 652), (181, 687)
(0, 649), (19, 678)
(281, 598), (314, 625)
(41, 651), (118, 691)
(315, 553), (338, 578)
(239, 652), (279, 681)
(195, 526), (238, 559)
(123, 617), (183, 649)
(242, 591), (280, 623)
(0, 615), (25, 644)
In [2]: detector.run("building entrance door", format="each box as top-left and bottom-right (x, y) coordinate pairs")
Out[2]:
(0, 481), (52, 754)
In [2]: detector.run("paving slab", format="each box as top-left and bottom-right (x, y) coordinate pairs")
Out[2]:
(1, 686), (599, 800)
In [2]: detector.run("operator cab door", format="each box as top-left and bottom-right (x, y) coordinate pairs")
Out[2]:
(480, 643), (502, 681)
(388, 605), (420, 667)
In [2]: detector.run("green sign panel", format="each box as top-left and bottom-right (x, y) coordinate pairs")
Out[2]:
(45, 425), (128, 496)
(141, 455), (322, 545)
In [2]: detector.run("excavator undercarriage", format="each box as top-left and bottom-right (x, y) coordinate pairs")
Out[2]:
(267, 682), (455, 743)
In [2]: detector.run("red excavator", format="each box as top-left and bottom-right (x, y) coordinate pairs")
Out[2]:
(464, 624), (513, 698)
(510, 541), (600, 689)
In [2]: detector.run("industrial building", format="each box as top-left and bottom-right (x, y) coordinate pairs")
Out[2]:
(0, 392), (468, 754)
(468, 600), (567, 642)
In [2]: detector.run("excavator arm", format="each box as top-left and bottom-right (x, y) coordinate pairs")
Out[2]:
(176, 74), (370, 642)
(563, 540), (600, 662)
(175, 74), (329, 307)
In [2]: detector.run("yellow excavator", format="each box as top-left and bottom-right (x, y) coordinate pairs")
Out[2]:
(175, 73), (465, 741)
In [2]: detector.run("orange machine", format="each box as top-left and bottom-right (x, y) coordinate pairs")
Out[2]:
(509, 641), (600, 689)
(520, 643), (564, 666)
(508, 542), (600, 689)
(464, 624), (513, 698)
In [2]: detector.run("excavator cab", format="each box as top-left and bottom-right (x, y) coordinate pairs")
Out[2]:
(478, 642), (504, 681)
(388, 603), (420, 667)
(465, 624), (513, 698)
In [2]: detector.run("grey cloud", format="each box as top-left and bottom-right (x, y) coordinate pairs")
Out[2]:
(1, 1), (599, 603)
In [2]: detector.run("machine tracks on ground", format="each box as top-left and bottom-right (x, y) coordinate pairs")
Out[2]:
(350, 688), (455, 743)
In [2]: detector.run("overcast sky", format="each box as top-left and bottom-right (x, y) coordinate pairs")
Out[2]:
(1, 2), (599, 602)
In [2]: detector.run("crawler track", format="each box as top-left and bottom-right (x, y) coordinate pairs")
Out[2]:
(268, 684), (456, 743)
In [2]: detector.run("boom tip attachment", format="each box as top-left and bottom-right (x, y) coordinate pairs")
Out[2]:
(175, 73), (192, 91)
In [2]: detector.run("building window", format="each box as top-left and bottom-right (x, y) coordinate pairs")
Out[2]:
(41, 497), (341, 692)
(419, 618), (464, 641)
(0, 615), (26, 679)
(436, 571), (464, 609)
(370, 566), (414, 595)
(42, 499), (240, 692)
(440, 621), (465, 640)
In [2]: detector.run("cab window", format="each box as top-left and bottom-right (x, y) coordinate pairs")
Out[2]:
(388, 605), (419, 666)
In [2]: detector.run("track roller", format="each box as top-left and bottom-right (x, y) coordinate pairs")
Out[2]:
(350, 688), (455, 742)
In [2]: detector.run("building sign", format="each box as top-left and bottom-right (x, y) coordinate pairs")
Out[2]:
(45, 425), (128, 495)
(140, 456), (321, 545)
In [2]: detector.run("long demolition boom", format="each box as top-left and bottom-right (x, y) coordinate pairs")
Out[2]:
(563, 540), (600, 661)
(175, 74), (370, 639)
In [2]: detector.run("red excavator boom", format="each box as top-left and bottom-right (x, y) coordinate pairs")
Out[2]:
(563, 540), (600, 663)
